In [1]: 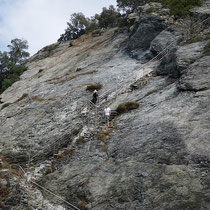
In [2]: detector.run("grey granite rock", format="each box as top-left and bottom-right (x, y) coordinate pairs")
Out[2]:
(178, 55), (210, 91)
(127, 15), (167, 51)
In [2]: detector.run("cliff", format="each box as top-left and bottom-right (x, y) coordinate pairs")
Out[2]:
(0, 3), (210, 210)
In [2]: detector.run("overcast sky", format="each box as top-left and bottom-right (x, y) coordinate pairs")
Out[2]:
(0, 0), (117, 56)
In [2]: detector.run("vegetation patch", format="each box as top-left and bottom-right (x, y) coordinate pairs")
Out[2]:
(78, 200), (88, 206)
(31, 96), (45, 102)
(1, 103), (12, 110)
(86, 83), (102, 91)
(0, 38), (29, 94)
(48, 96), (56, 101)
(146, 0), (203, 17)
(43, 43), (59, 52)
(145, 7), (157, 13)
(44, 166), (54, 175)
(184, 36), (203, 45)
(116, 102), (139, 114)
(97, 129), (110, 142)
(145, 89), (159, 96)
(55, 148), (74, 159)
(204, 41), (210, 56)
(76, 68), (82, 72)
(63, 148), (74, 156)
(76, 136), (87, 144)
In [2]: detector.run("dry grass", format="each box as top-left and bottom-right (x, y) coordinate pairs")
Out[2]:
(82, 179), (89, 187)
(44, 166), (54, 175)
(76, 136), (87, 145)
(63, 148), (74, 156)
(55, 153), (64, 159)
(78, 200), (88, 206)
(97, 130), (110, 142)
(55, 148), (74, 159)
(31, 96), (46, 101)
(48, 97), (56, 101)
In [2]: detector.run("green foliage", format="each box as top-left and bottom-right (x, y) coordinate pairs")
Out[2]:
(7, 38), (30, 65)
(116, 101), (139, 114)
(1, 75), (19, 91)
(1, 103), (12, 110)
(97, 130), (110, 142)
(145, 89), (159, 96)
(184, 36), (203, 45)
(204, 41), (210, 56)
(147, 0), (203, 17)
(76, 67), (82, 72)
(97, 5), (120, 29)
(58, 12), (99, 42)
(86, 83), (102, 91)
(58, 6), (121, 42)
(145, 7), (157, 13)
(117, 0), (203, 16)
(117, 16), (135, 28)
(117, 0), (146, 12)
(0, 39), (29, 93)
(43, 43), (59, 52)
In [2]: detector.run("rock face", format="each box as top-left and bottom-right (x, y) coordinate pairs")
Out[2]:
(178, 55), (210, 91)
(0, 12), (210, 210)
(176, 41), (208, 71)
(127, 15), (167, 51)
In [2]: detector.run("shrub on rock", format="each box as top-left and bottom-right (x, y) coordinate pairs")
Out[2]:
(116, 101), (139, 114)
(43, 43), (59, 52)
(86, 83), (102, 91)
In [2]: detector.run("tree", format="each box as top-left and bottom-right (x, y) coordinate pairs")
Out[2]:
(0, 51), (10, 72)
(58, 6), (121, 42)
(7, 38), (30, 65)
(117, 0), (146, 12)
(97, 5), (120, 29)
(0, 38), (30, 93)
(58, 12), (95, 42)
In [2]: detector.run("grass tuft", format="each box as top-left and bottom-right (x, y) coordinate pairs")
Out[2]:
(31, 96), (45, 101)
(116, 102), (139, 114)
(97, 130), (110, 142)
(76, 136), (86, 144)
(43, 43), (59, 52)
(145, 89), (159, 97)
(86, 83), (102, 91)
(1, 103), (12, 110)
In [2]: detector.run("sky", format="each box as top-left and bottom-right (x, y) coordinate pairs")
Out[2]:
(0, 0), (117, 56)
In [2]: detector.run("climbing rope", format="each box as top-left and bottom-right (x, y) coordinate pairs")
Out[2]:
(18, 165), (80, 210)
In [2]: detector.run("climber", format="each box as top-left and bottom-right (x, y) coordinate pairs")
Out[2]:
(104, 105), (111, 127)
(91, 89), (98, 105)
